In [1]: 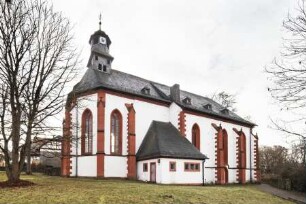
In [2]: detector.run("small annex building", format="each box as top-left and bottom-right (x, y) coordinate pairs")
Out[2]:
(137, 121), (208, 184)
(61, 22), (260, 185)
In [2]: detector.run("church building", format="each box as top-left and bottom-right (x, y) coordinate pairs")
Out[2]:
(61, 22), (260, 185)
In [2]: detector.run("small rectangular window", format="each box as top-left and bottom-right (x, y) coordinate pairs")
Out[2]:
(143, 163), (148, 172)
(169, 162), (176, 172)
(98, 64), (102, 71)
(185, 163), (189, 170)
(195, 164), (199, 170)
(184, 162), (200, 172)
(107, 59), (111, 65)
(190, 163), (195, 170)
(103, 65), (107, 72)
(95, 55), (98, 60)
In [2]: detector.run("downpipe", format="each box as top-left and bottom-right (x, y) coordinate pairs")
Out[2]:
(249, 127), (253, 183)
(202, 159), (206, 186)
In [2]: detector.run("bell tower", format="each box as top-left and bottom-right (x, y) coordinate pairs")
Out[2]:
(87, 14), (114, 73)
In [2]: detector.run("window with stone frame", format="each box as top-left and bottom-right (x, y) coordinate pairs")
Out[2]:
(81, 109), (93, 155)
(169, 161), (176, 172)
(110, 110), (122, 155)
(143, 163), (148, 172)
(184, 162), (200, 172)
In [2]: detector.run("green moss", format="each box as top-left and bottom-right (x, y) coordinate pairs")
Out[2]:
(0, 172), (292, 204)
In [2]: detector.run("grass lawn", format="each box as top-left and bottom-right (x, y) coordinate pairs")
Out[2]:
(0, 171), (292, 204)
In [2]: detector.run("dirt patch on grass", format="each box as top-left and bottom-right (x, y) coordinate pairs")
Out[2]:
(0, 179), (35, 188)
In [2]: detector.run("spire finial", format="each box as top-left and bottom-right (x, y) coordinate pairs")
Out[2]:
(99, 13), (102, 30)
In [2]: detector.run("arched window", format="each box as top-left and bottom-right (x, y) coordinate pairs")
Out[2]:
(216, 128), (229, 184)
(238, 132), (247, 183)
(222, 129), (228, 166)
(110, 109), (122, 154)
(192, 124), (200, 150)
(239, 133), (246, 168)
(81, 109), (93, 155)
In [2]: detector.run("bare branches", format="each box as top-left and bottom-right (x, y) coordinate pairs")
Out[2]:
(0, 0), (78, 182)
(267, 0), (306, 111)
(266, 0), (306, 147)
(211, 91), (237, 112)
(270, 118), (305, 139)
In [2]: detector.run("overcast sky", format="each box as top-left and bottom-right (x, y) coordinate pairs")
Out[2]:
(52, 0), (298, 147)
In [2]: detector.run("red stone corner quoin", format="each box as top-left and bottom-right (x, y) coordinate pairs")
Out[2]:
(178, 111), (186, 136)
(61, 110), (71, 177)
(97, 91), (106, 178)
(254, 135), (260, 182)
(125, 103), (136, 179)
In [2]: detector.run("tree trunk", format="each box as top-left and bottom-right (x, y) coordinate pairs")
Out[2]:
(8, 110), (22, 184)
(4, 144), (11, 181)
(26, 150), (32, 175)
(9, 149), (21, 183)
(25, 122), (33, 175)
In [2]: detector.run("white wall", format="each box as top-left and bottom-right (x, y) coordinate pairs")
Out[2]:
(137, 159), (160, 183)
(204, 167), (215, 184)
(104, 156), (127, 177)
(138, 158), (204, 184)
(169, 103), (182, 129)
(70, 156), (97, 177)
(68, 91), (256, 183)
(105, 94), (169, 154)
(160, 158), (203, 184)
(104, 94), (131, 156)
(184, 113), (253, 183)
(70, 94), (98, 177)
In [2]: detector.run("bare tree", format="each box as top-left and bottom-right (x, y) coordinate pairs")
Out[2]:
(266, 0), (306, 165)
(259, 145), (306, 191)
(0, 0), (78, 184)
(267, 0), (306, 111)
(259, 146), (288, 175)
(211, 91), (237, 112)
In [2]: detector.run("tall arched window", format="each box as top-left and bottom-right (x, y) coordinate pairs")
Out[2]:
(192, 124), (200, 150)
(215, 127), (229, 184)
(81, 109), (93, 155)
(110, 109), (122, 155)
(222, 129), (228, 166)
(239, 133), (246, 167)
(238, 132), (246, 183)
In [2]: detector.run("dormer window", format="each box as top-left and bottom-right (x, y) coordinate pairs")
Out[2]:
(98, 64), (102, 71)
(141, 86), (150, 95)
(182, 97), (191, 105)
(203, 103), (212, 110)
(221, 108), (229, 115)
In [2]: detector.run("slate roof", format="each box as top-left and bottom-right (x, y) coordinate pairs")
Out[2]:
(136, 121), (208, 161)
(70, 68), (255, 127)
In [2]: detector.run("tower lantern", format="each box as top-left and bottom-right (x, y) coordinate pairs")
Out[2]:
(87, 14), (113, 73)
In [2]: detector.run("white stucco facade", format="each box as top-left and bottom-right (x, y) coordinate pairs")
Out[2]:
(61, 27), (260, 185)
(67, 90), (258, 184)
(184, 113), (254, 183)
(137, 158), (204, 184)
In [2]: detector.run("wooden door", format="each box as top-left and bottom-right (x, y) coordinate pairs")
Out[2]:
(150, 162), (156, 183)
